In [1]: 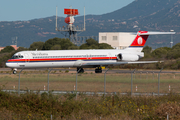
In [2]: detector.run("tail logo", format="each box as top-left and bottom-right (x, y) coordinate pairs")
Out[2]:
(130, 31), (149, 47)
(138, 37), (143, 45)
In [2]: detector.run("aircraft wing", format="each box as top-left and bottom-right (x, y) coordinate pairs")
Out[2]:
(80, 61), (161, 67)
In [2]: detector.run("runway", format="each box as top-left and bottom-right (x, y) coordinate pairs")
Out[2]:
(1, 68), (180, 74)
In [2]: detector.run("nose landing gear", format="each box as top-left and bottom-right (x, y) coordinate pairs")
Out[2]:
(12, 68), (17, 74)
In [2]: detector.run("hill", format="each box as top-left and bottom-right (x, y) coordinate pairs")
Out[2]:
(0, 0), (180, 48)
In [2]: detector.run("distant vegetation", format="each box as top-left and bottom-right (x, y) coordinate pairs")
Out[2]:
(1, 91), (180, 119)
(119, 44), (180, 70)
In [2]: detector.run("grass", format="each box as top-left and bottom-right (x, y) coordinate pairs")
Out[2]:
(1, 91), (180, 119)
(0, 72), (180, 93)
(1, 70), (180, 119)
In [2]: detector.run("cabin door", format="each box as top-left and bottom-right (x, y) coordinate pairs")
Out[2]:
(24, 53), (30, 63)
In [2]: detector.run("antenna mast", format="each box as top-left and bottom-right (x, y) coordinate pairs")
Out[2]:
(84, 6), (86, 31)
(55, 6), (86, 45)
(56, 6), (58, 31)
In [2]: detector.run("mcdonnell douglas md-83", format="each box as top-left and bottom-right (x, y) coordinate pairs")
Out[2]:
(6, 31), (175, 74)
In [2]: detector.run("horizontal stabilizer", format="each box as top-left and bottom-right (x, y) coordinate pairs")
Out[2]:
(138, 31), (176, 35)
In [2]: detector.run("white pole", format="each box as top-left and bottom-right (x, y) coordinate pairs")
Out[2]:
(51, 115), (53, 120)
(170, 30), (174, 48)
(56, 6), (58, 31)
(44, 85), (45, 91)
(84, 6), (86, 31)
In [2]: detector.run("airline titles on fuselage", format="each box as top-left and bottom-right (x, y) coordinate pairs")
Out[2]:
(31, 53), (108, 59)
(31, 52), (48, 56)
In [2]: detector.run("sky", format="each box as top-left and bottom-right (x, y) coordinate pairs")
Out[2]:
(0, 0), (134, 21)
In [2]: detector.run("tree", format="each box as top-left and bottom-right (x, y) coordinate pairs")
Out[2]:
(68, 45), (79, 50)
(172, 43), (180, 50)
(86, 38), (98, 46)
(42, 38), (77, 50)
(80, 38), (98, 49)
(79, 44), (89, 49)
(142, 46), (152, 58)
(16, 47), (28, 52)
(29, 41), (44, 50)
(142, 46), (152, 54)
(60, 38), (75, 50)
(165, 43), (180, 59)
(0, 46), (15, 53)
(152, 47), (169, 58)
(42, 37), (61, 50)
(79, 38), (113, 49)
(167, 48), (180, 59)
(99, 43), (113, 49)
(51, 45), (61, 50)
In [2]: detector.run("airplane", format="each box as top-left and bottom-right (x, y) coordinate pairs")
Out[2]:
(6, 31), (175, 74)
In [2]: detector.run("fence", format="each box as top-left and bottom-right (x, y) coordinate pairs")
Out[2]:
(0, 68), (180, 119)
(0, 69), (180, 95)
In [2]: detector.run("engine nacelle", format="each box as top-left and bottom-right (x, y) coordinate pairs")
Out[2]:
(117, 54), (139, 61)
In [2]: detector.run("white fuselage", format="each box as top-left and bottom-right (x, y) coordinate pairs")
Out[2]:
(6, 49), (143, 69)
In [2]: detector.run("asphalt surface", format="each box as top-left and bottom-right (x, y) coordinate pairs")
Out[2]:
(1, 68), (180, 74)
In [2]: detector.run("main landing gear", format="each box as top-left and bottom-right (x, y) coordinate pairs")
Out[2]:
(77, 67), (84, 73)
(95, 67), (102, 73)
(77, 67), (102, 73)
(12, 68), (17, 74)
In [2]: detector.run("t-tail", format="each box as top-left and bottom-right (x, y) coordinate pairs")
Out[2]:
(125, 30), (176, 52)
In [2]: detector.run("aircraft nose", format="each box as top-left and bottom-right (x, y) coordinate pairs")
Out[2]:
(6, 60), (12, 68)
(6, 61), (10, 67)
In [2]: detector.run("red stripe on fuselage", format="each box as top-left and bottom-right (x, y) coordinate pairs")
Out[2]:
(7, 57), (117, 62)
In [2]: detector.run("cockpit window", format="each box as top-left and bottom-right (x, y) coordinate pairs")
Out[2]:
(11, 55), (24, 59)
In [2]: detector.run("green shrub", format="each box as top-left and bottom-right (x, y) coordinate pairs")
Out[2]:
(65, 70), (69, 73)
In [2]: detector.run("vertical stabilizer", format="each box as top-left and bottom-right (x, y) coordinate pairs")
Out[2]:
(125, 30), (176, 52)
(125, 31), (149, 52)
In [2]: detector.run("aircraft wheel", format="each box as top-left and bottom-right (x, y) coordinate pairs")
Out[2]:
(95, 68), (102, 73)
(13, 70), (17, 74)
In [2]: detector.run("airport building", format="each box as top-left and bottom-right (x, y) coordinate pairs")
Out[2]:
(99, 32), (136, 49)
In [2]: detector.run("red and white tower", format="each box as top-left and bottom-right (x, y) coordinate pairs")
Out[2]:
(64, 8), (78, 24)
(56, 7), (86, 44)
